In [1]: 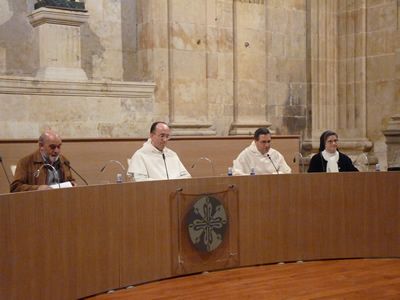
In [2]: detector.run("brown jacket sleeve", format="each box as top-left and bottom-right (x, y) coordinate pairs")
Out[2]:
(10, 152), (76, 193)
(10, 155), (43, 192)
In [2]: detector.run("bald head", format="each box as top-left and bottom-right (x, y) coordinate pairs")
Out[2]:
(39, 130), (61, 146)
(38, 130), (62, 163)
(150, 122), (170, 151)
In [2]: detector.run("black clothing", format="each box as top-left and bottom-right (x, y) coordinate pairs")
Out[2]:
(308, 152), (359, 173)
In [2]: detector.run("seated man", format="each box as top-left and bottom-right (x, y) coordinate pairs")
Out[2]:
(233, 127), (291, 175)
(10, 130), (75, 192)
(127, 122), (191, 181)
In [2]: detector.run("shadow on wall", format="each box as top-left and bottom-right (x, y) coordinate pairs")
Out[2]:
(121, 0), (137, 81)
(0, 0), (37, 76)
(81, 22), (105, 80)
(282, 83), (307, 135)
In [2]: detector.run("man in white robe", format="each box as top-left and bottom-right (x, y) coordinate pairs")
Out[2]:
(127, 122), (191, 181)
(233, 127), (291, 175)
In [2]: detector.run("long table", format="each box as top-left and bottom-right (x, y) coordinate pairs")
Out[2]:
(0, 135), (300, 194)
(1, 172), (399, 299)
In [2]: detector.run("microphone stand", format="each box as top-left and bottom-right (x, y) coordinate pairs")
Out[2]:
(34, 163), (60, 188)
(267, 154), (279, 174)
(64, 161), (88, 185)
(293, 152), (304, 173)
(0, 155), (11, 185)
(100, 160), (126, 182)
(191, 157), (215, 176)
(162, 153), (169, 179)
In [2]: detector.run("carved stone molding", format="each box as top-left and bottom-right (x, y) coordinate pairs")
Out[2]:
(235, 0), (264, 4)
(29, 6), (88, 27)
(0, 76), (155, 98)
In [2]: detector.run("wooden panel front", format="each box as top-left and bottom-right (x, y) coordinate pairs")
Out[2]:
(0, 185), (121, 300)
(237, 172), (400, 265)
(120, 180), (174, 286)
(1, 172), (399, 299)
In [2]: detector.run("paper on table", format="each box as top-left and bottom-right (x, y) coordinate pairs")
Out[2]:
(49, 181), (73, 189)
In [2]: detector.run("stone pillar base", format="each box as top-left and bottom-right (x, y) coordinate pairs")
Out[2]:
(35, 66), (87, 81)
(169, 123), (216, 136)
(383, 114), (400, 169)
(229, 122), (272, 136)
(28, 7), (89, 81)
(302, 138), (373, 153)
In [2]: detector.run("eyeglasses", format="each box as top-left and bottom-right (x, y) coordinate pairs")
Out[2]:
(157, 134), (170, 140)
(49, 144), (62, 150)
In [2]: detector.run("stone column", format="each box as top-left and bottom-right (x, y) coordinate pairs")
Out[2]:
(265, 1), (308, 136)
(135, 0), (170, 119)
(307, 1), (338, 145)
(336, 0), (371, 150)
(28, 7), (89, 81)
(167, 0), (215, 135)
(383, 114), (400, 169)
(230, 0), (270, 135)
(305, 0), (371, 153)
(384, 3), (400, 169)
(136, 0), (215, 135)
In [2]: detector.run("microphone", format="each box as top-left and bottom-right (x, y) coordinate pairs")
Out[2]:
(293, 152), (304, 173)
(100, 160), (125, 172)
(34, 163), (60, 188)
(162, 153), (169, 179)
(191, 157), (215, 176)
(267, 154), (279, 174)
(100, 160), (126, 182)
(64, 161), (88, 185)
(353, 152), (369, 172)
(0, 155), (11, 185)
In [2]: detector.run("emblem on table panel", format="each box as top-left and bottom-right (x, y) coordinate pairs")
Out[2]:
(186, 195), (228, 252)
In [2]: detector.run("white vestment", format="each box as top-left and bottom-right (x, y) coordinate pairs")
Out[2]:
(127, 139), (191, 182)
(232, 141), (291, 175)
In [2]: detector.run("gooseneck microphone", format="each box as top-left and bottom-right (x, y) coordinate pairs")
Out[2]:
(100, 160), (126, 183)
(0, 155), (11, 185)
(64, 161), (88, 185)
(162, 153), (169, 179)
(0, 156), (11, 184)
(34, 163), (60, 188)
(267, 154), (279, 174)
(293, 152), (305, 173)
(191, 157), (215, 176)
(100, 160), (126, 173)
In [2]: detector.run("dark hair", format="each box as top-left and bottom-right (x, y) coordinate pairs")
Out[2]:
(319, 130), (338, 152)
(254, 127), (271, 140)
(150, 121), (168, 134)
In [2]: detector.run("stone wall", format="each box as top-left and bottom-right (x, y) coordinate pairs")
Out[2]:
(265, 0), (307, 135)
(0, 77), (155, 138)
(0, 0), (154, 139)
(365, 0), (400, 168)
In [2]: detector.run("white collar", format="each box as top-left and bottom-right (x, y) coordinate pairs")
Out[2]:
(322, 150), (339, 172)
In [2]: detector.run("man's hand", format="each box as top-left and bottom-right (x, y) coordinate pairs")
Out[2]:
(38, 185), (50, 190)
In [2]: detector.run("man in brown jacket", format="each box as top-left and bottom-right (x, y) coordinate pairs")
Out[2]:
(10, 130), (75, 192)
